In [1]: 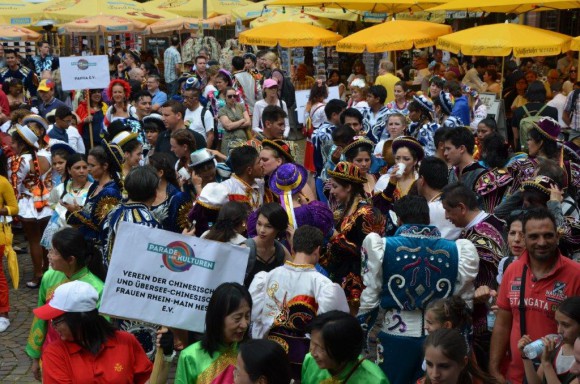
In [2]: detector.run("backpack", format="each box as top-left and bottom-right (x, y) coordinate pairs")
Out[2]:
(201, 105), (218, 149)
(519, 104), (548, 151)
(271, 68), (296, 108)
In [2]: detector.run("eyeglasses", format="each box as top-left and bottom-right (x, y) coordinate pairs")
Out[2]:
(51, 316), (66, 327)
(226, 94), (237, 99)
(570, 70), (577, 73)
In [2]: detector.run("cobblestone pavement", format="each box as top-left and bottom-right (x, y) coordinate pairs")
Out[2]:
(0, 230), (39, 383)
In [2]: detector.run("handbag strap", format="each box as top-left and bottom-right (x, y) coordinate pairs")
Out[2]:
(519, 265), (528, 336)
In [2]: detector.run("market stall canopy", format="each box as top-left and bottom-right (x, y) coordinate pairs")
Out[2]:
(58, 14), (147, 33)
(0, 0), (46, 26)
(427, 0), (580, 13)
(231, 0), (358, 21)
(436, 22), (571, 57)
(238, 21), (342, 47)
(145, 15), (232, 34)
(337, 19), (451, 52)
(250, 9), (335, 28)
(573, 36), (580, 50)
(30, 0), (179, 24)
(0, 24), (41, 41)
(267, 0), (447, 15)
(146, 0), (253, 18)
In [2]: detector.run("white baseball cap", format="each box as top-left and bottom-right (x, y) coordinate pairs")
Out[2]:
(33, 281), (98, 320)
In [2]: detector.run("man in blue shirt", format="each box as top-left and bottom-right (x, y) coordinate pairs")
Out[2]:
(36, 79), (66, 118)
(146, 74), (167, 112)
(448, 80), (470, 127)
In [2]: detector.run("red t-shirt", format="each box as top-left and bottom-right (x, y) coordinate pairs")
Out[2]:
(497, 251), (580, 384)
(42, 330), (152, 384)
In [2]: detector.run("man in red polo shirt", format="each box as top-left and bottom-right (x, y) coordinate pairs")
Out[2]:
(489, 208), (580, 384)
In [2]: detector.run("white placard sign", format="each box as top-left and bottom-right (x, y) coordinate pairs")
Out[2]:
(296, 86), (340, 124)
(59, 55), (111, 91)
(99, 222), (250, 332)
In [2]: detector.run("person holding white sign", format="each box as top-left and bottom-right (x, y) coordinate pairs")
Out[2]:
(175, 282), (252, 384)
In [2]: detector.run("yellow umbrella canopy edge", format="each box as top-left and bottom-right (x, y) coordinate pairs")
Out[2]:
(0, 1), (47, 27)
(267, 0), (447, 14)
(238, 21), (342, 47)
(427, 0), (580, 13)
(147, 0), (253, 18)
(250, 11), (335, 28)
(436, 23), (572, 58)
(572, 36), (580, 51)
(336, 19), (451, 53)
(58, 15), (147, 34)
(35, 0), (179, 25)
(145, 15), (232, 34)
(0, 25), (42, 41)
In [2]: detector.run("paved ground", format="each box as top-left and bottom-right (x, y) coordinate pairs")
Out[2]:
(0, 230), (39, 383)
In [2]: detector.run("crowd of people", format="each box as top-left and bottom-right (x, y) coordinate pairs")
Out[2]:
(0, 39), (579, 384)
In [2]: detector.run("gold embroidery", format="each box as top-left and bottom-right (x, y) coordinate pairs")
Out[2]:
(177, 200), (194, 232)
(95, 196), (120, 222)
(196, 347), (237, 384)
(114, 363), (123, 372)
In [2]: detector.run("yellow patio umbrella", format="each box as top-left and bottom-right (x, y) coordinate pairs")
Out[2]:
(0, 0), (46, 26)
(337, 19), (451, 53)
(145, 15), (232, 34)
(250, 9), (335, 28)
(58, 14), (147, 33)
(231, 0), (358, 21)
(239, 21), (342, 47)
(267, 0), (447, 15)
(33, 0), (179, 25)
(437, 23), (571, 58)
(0, 25), (42, 41)
(427, 0), (580, 13)
(147, 0), (253, 19)
(572, 36), (580, 51)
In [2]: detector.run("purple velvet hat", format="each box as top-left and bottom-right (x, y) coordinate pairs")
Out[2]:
(533, 117), (561, 142)
(269, 163), (307, 196)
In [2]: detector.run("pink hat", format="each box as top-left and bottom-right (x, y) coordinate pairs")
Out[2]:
(263, 78), (278, 89)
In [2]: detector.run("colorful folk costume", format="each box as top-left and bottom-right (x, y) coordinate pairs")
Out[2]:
(373, 136), (423, 213)
(407, 94), (439, 157)
(458, 211), (505, 370)
(65, 142), (123, 243)
(175, 342), (238, 384)
(320, 162), (385, 313)
(150, 181), (192, 233)
(249, 261), (349, 380)
(474, 167), (514, 213)
(247, 163), (334, 239)
(358, 225), (479, 384)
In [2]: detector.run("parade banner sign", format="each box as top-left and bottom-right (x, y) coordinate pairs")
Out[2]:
(99, 222), (250, 332)
(59, 55), (110, 91)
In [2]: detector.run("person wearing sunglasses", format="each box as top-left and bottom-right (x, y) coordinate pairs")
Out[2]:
(33, 280), (152, 384)
(218, 87), (250, 154)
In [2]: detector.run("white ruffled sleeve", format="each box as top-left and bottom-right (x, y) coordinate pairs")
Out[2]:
(249, 271), (269, 339)
(452, 239), (479, 308)
(359, 233), (385, 315)
(316, 279), (349, 314)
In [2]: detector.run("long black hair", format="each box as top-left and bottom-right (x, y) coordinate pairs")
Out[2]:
(63, 309), (116, 355)
(148, 152), (179, 188)
(528, 128), (559, 160)
(254, 203), (289, 237)
(481, 133), (509, 169)
(204, 201), (248, 243)
(88, 145), (122, 189)
(201, 282), (252, 357)
(51, 227), (106, 282)
(239, 339), (291, 384)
